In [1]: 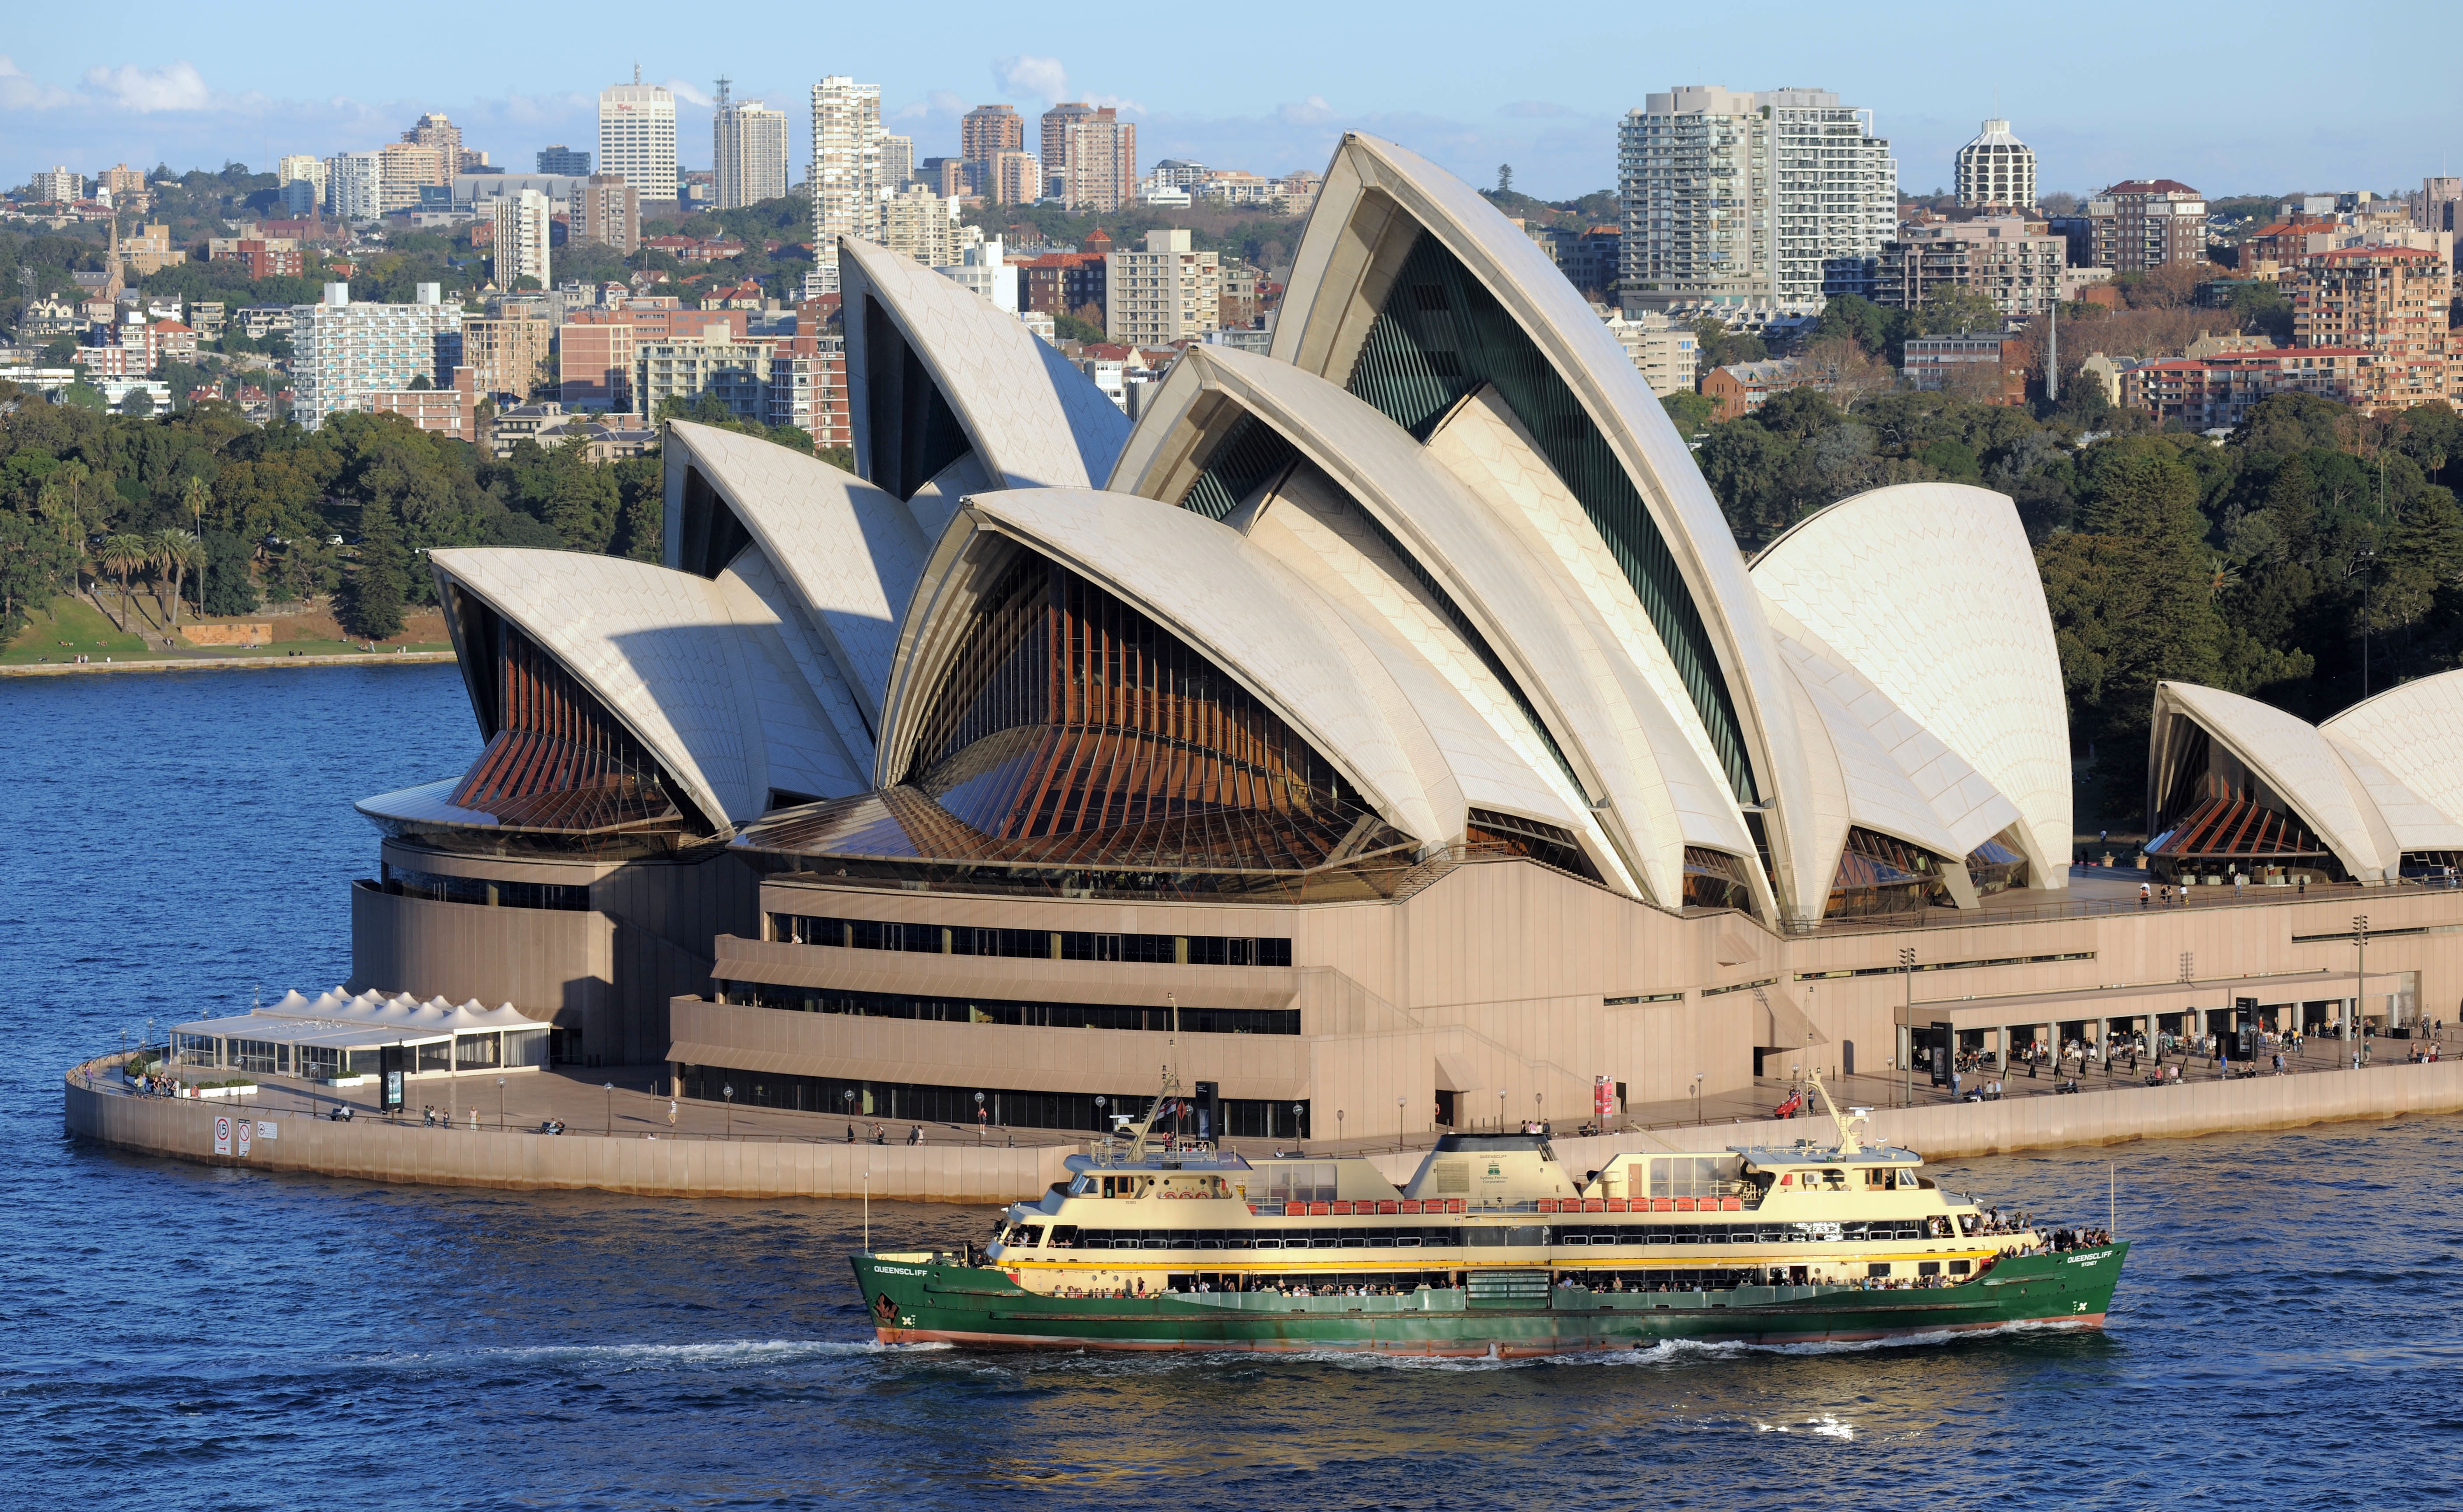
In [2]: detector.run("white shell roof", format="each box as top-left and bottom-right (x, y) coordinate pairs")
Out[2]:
(665, 420), (928, 725)
(894, 486), (1451, 845)
(1117, 343), (1723, 906)
(839, 238), (1127, 490)
(431, 548), (849, 831)
(2154, 682), (2392, 879)
(2320, 670), (2463, 851)
(1266, 131), (1823, 917)
(1753, 483), (2071, 883)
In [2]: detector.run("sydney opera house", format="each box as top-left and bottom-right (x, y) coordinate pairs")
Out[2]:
(351, 135), (2463, 1137)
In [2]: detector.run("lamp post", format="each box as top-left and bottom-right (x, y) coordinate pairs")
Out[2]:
(1292, 1101), (1303, 1146)
(1900, 947), (1917, 1107)
(1692, 1072), (1703, 1126)
(1094, 1094), (1106, 1139)
(1533, 1092), (1542, 1132)
(2352, 915), (2368, 1064)
(1396, 1095), (1406, 1152)
(1336, 1108), (1344, 1148)
(723, 1082), (734, 1138)
(1496, 1089), (1505, 1132)
(603, 1081), (614, 1137)
(497, 1075), (506, 1130)
(975, 1091), (986, 1144)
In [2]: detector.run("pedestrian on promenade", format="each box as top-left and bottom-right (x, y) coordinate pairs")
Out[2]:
(2140, 882), (2151, 907)
(668, 1099), (678, 1129)
(846, 1124), (856, 1143)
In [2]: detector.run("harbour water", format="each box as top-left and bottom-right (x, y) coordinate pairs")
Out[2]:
(4, 667), (2460, 1509)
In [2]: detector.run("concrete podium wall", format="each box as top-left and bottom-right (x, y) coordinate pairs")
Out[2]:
(65, 1057), (2463, 1206)
(63, 1061), (1066, 1204)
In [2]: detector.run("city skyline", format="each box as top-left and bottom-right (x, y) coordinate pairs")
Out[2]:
(2, 0), (2458, 203)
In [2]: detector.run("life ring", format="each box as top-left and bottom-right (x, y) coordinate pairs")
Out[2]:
(874, 1292), (898, 1322)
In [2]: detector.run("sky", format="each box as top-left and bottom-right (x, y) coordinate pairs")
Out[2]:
(3, 0), (2458, 204)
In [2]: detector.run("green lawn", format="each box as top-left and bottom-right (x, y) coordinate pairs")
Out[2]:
(3, 595), (450, 665)
(2, 594), (150, 664)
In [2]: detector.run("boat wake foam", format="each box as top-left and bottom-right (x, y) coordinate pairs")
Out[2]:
(364, 1338), (953, 1372)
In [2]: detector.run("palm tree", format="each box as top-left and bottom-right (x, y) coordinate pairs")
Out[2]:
(156, 529), (204, 630)
(144, 529), (184, 629)
(96, 534), (147, 632)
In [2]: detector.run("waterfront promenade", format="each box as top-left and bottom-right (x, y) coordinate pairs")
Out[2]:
(63, 1046), (2463, 1204)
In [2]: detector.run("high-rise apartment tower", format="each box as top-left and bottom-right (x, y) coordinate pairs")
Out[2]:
(810, 75), (885, 292)
(1618, 85), (1896, 310)
(1954, 119), (2036, 210)
(713, 79), (791, 210)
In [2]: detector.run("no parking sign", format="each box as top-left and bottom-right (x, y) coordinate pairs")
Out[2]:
(236, 1119), (252, 1158)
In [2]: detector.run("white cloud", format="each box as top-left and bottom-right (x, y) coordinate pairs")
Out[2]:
(83, 60), (211, 114)
(992, 54), (1067, 104)
(1501, 100), (1575, 119)
(1083, 93), (1145, 116)
(1274, 96), (1336, 126)
(663, 78), (712, 108)
(0, 54), (75, 110)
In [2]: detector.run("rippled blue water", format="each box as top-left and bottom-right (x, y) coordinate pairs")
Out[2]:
(4, 667), (2459, 1510)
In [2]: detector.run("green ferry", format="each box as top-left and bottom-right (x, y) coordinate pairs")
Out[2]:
(852, 1071), (2126, 1357)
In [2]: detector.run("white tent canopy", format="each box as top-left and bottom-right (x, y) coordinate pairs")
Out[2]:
(168, 987), (551, 1079)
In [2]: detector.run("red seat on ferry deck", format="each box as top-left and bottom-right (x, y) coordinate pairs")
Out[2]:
(1673, 1197), (1696, 1212)
(1605, 1198), (1626, 1213)
(1721, 1197), (1743, 1211)
(1309, 1201), (1329, 1216)
(1329, 1200), (1352, 1215)
(1536, 1199), (1558, 1213)
(1584, 1199), (1606, 1212)
(1446, 1199), (1466, 1214)
(1650, 1198), (1674, 1212)
(1377, 1200), (1398, 1214)
(1398, 1199), (1421, 1214)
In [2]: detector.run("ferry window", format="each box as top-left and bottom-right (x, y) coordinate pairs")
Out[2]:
(1023, 1226), (1046, 1247)
(1867, 1263), (1892, 1278)
(1650, 1156), (1739, 1198)
(1049, 1226), (1077, 1247)
(1267, 1162), (1336, 1204)
(1948, 1260), (1971, 1274)
(1917, 1261), (1942, 1277)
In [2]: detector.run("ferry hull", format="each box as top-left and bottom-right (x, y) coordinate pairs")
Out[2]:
(853, 1243), (2126, 1357)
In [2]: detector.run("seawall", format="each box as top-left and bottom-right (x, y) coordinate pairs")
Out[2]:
(63, 1059), (1069, 1205)
(64, 1056), (2463, 1205)
(1386, 1058), (2463, 1186)
(2, 651), (454, 678)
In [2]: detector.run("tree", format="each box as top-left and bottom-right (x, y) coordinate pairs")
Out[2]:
(2043, 442), (2227, 821)
(200, 527), (260, 616)
(40, 336), (77, 365)
(0, 512), (79, 640)
(95, 532), (148, 631)
(1496, 164), (1513, 196)
(119, 388), (156, 418)
(151, 528), (203, 629)
(61, 382), (106, 412)
(340, 498), (407, 640)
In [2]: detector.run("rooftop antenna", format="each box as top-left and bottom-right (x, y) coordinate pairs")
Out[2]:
(633, 63), (641, 85)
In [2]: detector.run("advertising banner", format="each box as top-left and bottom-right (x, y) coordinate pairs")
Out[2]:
(213, 1115), (231, 1155)
(1593, 1075), (1614, 1122)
